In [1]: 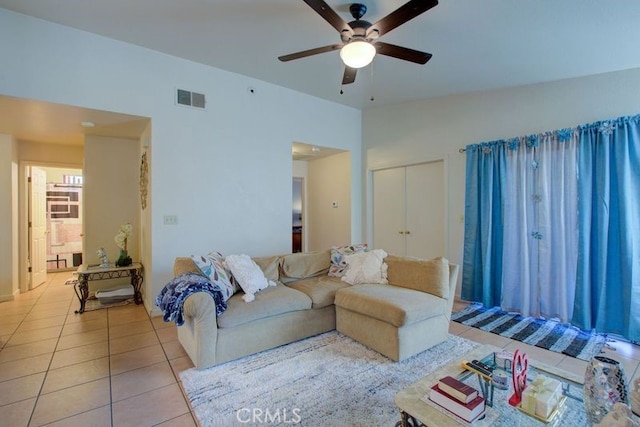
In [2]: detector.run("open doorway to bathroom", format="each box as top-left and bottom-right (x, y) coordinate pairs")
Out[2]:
(41, 166), (83, 272)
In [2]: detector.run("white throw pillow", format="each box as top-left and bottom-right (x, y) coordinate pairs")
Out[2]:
(341, 249), (388, 285)
(225, 254), (276, 302)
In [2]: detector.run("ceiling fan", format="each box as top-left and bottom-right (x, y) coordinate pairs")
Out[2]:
(278, 0), (438, 85)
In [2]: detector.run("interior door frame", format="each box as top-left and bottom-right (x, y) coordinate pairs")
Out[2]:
(29, 166), (47, 289)
(366, 154), (449, 258)
(19, 160), (83, 293)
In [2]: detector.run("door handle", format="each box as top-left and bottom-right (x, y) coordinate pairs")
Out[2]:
(405, 231), (410, 235)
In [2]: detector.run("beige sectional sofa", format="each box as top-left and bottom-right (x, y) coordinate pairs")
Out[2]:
(173, 250), (459, 370)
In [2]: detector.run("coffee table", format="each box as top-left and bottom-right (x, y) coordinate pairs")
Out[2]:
(394, 344), (587, 426)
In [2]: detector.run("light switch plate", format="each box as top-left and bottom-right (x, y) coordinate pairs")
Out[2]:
(164, 215), (178, 225)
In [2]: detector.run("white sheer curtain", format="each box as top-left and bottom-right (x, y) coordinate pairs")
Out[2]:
(501, 133), (579, 321)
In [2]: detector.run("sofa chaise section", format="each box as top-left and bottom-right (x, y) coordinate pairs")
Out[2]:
(335, 257), (459, 361)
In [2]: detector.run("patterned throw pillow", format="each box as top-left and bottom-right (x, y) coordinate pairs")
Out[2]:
(328, 243), (367, 277)
(191, 252), (236, 302)
(341, 249), (388, 285)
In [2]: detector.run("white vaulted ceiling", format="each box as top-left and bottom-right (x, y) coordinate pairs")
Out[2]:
(1, 0), (640, 110)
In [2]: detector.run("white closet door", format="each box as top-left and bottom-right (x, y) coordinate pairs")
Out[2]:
(373, 167), (406, 255)
(405, 161), (445, 259)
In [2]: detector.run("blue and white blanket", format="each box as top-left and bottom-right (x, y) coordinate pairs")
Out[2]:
(156, 273), (227, 326)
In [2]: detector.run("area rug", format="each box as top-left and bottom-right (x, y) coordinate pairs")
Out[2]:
(180, 332), (479, 426)
(452, 303), (606, 361)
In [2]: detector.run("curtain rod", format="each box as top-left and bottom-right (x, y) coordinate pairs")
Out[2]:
(459, 148), (466, 153)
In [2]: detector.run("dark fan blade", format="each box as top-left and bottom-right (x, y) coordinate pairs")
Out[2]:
(375, 42), (432, 64)
(278, 44), (342, 62)
(367, 0), (438, 38)
(303, 0), (353, 35)
(342, 67), (357, 85)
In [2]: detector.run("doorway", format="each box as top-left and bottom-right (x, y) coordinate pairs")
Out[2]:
(22, 163), (84, 291)
(292, 177), (304, 253)
(42, 166), (83, 272)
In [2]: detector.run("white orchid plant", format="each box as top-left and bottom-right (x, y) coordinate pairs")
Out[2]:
(115, 223), (133, 252)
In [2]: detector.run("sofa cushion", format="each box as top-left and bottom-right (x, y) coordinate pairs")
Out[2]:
(286, 276), (349, 309)
(385, 255), (450, 299)
(280, 250), (330, 281)
(328, 244), (367, 277)
(341, 249), (388, 285)
(253, 255), (281, 282)
(335, 284), (445, 327)
(217, 284), (312, 328)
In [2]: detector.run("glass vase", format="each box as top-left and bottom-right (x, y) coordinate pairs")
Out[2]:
(583, 355), (629, 425)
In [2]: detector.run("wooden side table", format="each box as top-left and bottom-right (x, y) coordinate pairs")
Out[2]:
(73, 263), (143, 313)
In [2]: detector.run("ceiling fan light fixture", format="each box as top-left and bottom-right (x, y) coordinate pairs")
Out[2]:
(340, 41), (376, 69)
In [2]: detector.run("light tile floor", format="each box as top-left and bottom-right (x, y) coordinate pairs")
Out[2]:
(0, 272), (196, 427)
(1, 275), (638, 426)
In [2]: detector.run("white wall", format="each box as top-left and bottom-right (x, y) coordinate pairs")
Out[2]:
(307, 152), (352, 251)
(84, 135), (140, 265)
(0, 134), (19, 301)
(363, 67), (640, 290)
(292, 160), (308, 179)
(0, 8), (361, 312)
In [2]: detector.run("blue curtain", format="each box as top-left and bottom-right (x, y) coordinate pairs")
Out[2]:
(462, 114), (640, 343)
(573, 117), (640, 342)
(461, 143), (506, 307)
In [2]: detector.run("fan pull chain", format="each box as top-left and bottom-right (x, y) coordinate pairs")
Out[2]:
(370, 60), (375, 102)
(339, 57), (345, 95)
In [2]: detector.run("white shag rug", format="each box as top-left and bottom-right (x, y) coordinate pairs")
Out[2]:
(180, 332), (479, 426)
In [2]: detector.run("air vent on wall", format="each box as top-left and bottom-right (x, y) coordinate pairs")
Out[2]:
(176, 89), (206, 109)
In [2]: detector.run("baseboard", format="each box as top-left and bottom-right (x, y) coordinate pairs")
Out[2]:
(148, 306), (163, 318)
(0, 293), (14, 302)
(0, 288), (21, 302)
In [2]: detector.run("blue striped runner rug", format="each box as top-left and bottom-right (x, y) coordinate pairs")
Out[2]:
(452, 304), (607, 361)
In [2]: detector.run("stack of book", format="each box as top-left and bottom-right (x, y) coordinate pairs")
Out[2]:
(427, 376), (486, 423)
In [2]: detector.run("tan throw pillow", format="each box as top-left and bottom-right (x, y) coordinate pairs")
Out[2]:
(386, 255), (450, 298)
(281, 250), (331, 279)
(252, 255), (281, 282)
(173, 257), (201, 277)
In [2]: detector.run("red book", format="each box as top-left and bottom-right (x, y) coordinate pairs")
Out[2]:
(428, 385), (486, 423)
(438, 376), (479, 404)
